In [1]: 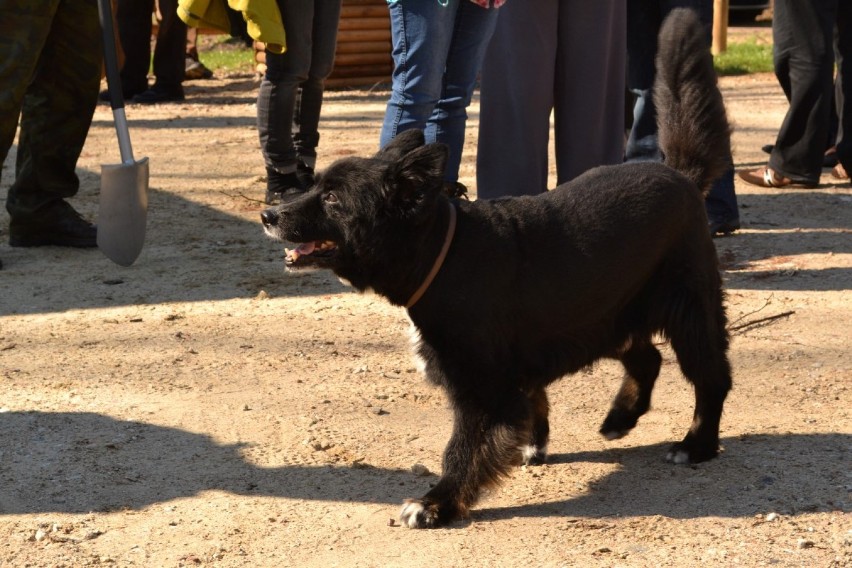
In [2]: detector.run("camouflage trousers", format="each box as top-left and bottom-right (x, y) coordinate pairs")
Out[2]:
(0, 0), (102, 220)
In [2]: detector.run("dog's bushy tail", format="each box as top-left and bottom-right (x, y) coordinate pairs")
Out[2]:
(655, 8), (731, 195)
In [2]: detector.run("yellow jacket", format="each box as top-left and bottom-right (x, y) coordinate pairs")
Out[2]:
(177, 0), (286, 54)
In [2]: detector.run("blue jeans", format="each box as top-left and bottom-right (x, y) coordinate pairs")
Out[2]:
(257, 0), (341, 173)
(380, 0), (499, 181)
(626, 0), (738, 222)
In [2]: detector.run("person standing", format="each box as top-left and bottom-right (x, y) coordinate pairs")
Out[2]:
(739, 0), (852, 187)
(1, 0), (101, 256)
(476, 0), (626, 198)
(105, 0), (188, 104)
(380, 0), (505, 192)
(258, 0), (343, 204)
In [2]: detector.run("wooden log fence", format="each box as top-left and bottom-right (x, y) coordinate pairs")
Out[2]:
(254, 0), (392, 88)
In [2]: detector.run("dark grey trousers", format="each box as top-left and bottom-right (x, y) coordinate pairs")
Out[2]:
(476, 0), (626, 198)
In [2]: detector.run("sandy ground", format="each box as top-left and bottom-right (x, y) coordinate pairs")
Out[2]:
(1, 44), (851, 567)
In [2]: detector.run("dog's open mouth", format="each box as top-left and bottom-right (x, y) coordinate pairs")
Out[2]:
(285, 240), (338, 267)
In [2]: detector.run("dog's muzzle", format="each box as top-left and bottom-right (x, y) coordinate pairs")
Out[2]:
(260, 208), (279, 228)
(261, 208), (284, 240)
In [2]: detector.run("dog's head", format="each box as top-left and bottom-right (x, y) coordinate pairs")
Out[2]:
(261, 129), (449, 294)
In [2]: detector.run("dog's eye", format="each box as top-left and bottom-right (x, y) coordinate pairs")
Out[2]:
(323, 192), (339, 204)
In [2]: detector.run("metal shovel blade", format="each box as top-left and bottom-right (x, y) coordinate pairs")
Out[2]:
(97, 0), (149, 267)
(97, 157), (149, 267)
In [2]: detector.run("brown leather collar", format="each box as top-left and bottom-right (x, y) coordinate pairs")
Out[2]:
(405, 202), (457, 309)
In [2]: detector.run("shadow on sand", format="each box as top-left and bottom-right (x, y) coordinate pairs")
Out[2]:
(1, 411), (847, 523)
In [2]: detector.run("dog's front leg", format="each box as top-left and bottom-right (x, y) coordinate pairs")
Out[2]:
(522, 387), (550, 465)
(600, 339), (662, 440)
(400, 396), (529, 529)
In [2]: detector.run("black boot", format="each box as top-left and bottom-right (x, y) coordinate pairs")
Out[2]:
(9, 200), (97, 248)
(296, 161), (316, 190)
(265, 168), (306, 205)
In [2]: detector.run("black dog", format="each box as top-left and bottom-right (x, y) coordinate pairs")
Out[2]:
(262, 9), (732, 529)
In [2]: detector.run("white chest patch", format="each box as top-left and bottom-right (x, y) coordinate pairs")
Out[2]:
(406, 316), (427, 375)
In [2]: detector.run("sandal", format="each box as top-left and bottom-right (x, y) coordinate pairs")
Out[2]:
(831, 163), (849, 180)
(824, 146), (839, 168)
(737, 166), (816, 188)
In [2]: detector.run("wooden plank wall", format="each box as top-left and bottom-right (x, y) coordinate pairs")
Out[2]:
(255, 0), (392, 89)
(328, 0), (392, 88)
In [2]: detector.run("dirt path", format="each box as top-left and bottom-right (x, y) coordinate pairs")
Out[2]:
(1, 68), (850, 567)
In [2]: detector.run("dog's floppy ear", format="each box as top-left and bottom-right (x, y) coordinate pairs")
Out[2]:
(375, 129), (425, 162)
(382, 142), (448, 218)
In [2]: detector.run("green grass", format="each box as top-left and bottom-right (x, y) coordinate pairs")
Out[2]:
(197, 37), (255, 74)
(195, 35), (773, 77)
(714, 39), (773, 76)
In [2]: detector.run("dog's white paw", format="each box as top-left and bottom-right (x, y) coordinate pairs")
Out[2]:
(399, 499), (439, 529)
(521, 444), (547, 465)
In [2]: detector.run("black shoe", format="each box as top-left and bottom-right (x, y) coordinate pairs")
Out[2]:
(9, 201), (97, 248)
(296, 161), (316, 189)
(709, 216), (740, 238)
(132, 85), (185, 104)
(99, 85), (147, 103)
(266, 187), (306, 205)
(265, 169), (306, 205)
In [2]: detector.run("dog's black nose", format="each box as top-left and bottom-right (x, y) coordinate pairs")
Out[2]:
(260, 209), (278, 227)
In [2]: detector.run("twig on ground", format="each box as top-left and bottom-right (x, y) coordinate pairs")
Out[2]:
(726, 295), (794, 334)
(730, 311), (795, 334)
(728, 295), (773, 328)
(218, 190), (266, 205)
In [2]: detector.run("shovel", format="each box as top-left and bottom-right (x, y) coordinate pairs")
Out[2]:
(96, 0), (149, 267)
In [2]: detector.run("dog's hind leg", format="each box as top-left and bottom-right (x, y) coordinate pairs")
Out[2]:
(599, 337), (662, 440)
(666, 294), (732, 464)
(400, 393), (530, 529)
(521, 387), (550, 465)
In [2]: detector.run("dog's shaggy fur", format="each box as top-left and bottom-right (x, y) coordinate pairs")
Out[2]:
(262, 9), (733, 529)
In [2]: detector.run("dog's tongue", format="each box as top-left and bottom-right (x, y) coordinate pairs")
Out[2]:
(286, 242), (316, 263)
(296, 242), (316, 255)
